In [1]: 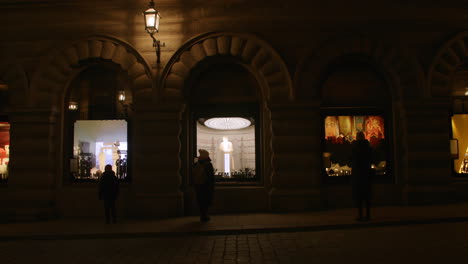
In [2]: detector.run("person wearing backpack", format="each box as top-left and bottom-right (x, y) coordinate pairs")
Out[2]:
(192, 149), (215, 222)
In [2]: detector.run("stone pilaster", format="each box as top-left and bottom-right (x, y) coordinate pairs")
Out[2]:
(130, 104), (184, 217)
(0, 108), (58, 221)
(402, 99), (455, 205)
(268, 103), (323, 211)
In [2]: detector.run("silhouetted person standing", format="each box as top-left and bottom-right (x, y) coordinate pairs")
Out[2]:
(99, 164), (119, 224)
(351, 131), (373, 221)
(192, 149), (215, 222)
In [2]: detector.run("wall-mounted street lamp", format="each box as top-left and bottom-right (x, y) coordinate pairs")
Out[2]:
(144, 0), (165, 64)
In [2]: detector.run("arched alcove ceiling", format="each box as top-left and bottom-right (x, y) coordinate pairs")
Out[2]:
(0, 58), (28, 107)
(320, 56), (390, 106)
(294, 35), (423, 101)
(30, 35), (153, 109)
(161, 32), (293, 102)
(429, 31), (468, 97)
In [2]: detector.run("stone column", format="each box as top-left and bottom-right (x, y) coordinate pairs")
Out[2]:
(0, 108), (58, 221)
(402, 98), (455, 205)
(130, 104), (184, 217)
(268, 103), (323, 211)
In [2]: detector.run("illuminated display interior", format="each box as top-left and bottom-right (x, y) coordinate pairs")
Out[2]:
(0, 122), (10, 182)
(323, 115), (387, 176)
(197, 117), (256, 182)
(72, 120), (128, 180)
(451, 114), (468, 174)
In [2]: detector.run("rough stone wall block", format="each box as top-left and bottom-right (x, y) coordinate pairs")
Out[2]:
(179, 52), (197, 70)
(217, 36), (231, 55)
(266, 71), (284, 87)
(128, 62), (145, 80)
(251, 49), (269, 70)
(190, 43), (206, 63)
(165, 74), (184, 90)
(111, 45), (127, 66)
(121, 54), (137, 72)
(63, 46), (79, 67)
(438, 58), (454, 73)
(89, 40), (103, 58)
(260, 60), (279, 76)
(202, 38), (217, 57)
(52, 54), (73, 75)
(101, 41), (116, 60)
(43, 67), (67, 87)
(241, 40), (259, 63)
(447, 47), (461, 65)
(230, 37), (245, 57)
(171, 62), (190, 80)
(76, 42), (89, 61)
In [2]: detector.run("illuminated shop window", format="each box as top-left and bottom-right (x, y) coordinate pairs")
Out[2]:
(64, 63), (131, 183)
(0, 121), (10, 183)
(196, 117), (257, 183)
(450, 114), (468, 175)
(71, 120), (128, 180)
(323, 115), (387, 177)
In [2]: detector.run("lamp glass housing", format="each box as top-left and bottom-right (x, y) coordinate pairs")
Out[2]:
(144, 7), (160, 34)
(118, 90), (126, 102)
(68, 102), (78, 111)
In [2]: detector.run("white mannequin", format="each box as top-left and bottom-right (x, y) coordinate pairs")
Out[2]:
(219, 137), (234, 176)
(98, 149), (106, 170)
(111, 144), (120, 173)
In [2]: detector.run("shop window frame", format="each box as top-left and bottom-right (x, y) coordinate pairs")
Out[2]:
(0, 115), (9, 185)
(449, 104), (468, 178)
(320, 107), (394, 185)
(63, 62), (132, 184)
(190, 103), (262, 186)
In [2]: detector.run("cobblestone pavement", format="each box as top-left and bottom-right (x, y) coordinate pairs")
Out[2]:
(2, 221), (468, 264)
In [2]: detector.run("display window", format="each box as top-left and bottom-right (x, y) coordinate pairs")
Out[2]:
(0, 121), (10, 183)
(196, 116), (258, 183)
(450, 114), (468, 175)
(71, 120), (128, 181)
(323, 114), (387, 179)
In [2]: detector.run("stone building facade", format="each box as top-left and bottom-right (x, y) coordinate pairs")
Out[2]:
(0, 0), (467, 220)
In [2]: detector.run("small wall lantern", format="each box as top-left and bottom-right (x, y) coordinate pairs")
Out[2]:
(68, 101), (78, 111)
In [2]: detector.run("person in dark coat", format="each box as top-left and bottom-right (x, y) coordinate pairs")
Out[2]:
(192, 149), (215, 222)
(351, 131), (373, 221)
(99, 164), (119, 224)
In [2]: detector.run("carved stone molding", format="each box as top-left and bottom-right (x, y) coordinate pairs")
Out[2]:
(160, 32), (293, 103)
(429, 31), (468, 97)
(29, 35), (153, 109)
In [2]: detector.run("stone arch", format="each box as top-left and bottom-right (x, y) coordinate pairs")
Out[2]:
(429, 31), (468, 97)
(295, 35), (424, 188)
(160, 32), (293, 102)
(294, 35), (423, 102)
(0, 55), (29, 108)
(30, 35), (153, 109)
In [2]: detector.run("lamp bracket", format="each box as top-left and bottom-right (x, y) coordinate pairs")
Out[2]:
(149, 33), (165, 64)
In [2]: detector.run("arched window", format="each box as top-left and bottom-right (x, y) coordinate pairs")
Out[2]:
(64, 61), (132, 183)
(320, 56), (392, 184)
(188, 58), (261, 185)
(450, 64), (468, 176)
